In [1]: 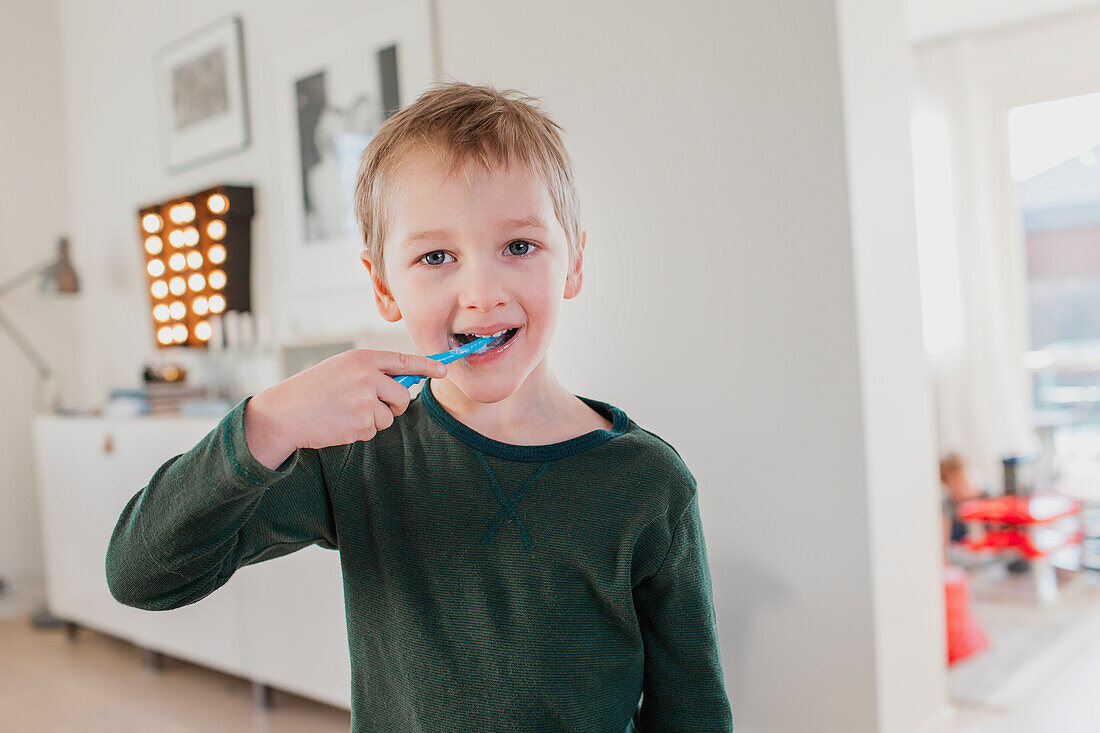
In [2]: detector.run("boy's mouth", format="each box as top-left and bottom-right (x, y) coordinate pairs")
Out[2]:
(450, 327), (519, 350)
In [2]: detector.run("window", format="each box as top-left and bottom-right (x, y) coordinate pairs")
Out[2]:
(1008, 92), (1100, 493)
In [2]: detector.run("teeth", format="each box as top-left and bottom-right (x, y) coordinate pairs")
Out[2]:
(460, 329), (509, 338)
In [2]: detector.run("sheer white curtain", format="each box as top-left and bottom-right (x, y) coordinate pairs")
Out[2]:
(910, 38), (1038, 489)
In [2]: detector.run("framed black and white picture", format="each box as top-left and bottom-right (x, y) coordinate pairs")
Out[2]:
(155, 16), (251, 171)
(270, 0), (434, 335)
(292, 39), (404, 244)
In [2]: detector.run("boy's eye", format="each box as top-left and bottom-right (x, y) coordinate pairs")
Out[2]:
(507, 240), (534, 256)
(419, 242), (534, 266)
(421, 251), (454, 266)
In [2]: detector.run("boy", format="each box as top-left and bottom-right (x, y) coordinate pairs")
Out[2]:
(107, 82), (732, 732)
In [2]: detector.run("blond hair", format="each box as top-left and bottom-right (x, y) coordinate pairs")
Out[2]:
(354, 82), (583, 286)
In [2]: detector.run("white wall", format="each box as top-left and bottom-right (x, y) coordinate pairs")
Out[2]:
(51, 0), (944, 730)
(906, 0), (1100, 43)
(837, 0), (948, 729)
(0, 0), (77, 601)
(57, 0), (396, 409)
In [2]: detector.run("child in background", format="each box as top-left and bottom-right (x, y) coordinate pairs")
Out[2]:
(941, 452), (983, 547)
(106, 82), (732, 732)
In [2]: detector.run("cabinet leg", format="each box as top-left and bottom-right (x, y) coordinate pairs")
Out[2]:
(30, 605), (63, 630)
(1034, 557), (1059, 605)
(252, 682), (273, 711)
(63, 621), (79, 641)
(142, 649), (165, 672)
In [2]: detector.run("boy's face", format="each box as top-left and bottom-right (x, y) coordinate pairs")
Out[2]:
(362, 146), (584, 404)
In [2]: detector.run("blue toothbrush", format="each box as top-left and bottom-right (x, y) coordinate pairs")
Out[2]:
(394, 334), (504, 388)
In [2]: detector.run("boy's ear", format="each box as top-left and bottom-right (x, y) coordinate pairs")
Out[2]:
(361, 251), (402, 322)
(564, 231), (586, 300)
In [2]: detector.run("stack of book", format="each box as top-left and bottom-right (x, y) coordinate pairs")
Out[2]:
(144, 382), (209, 414)
(106, 383), (210, 416)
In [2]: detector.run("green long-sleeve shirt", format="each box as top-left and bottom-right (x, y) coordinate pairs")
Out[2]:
(106, 379), (732, 732)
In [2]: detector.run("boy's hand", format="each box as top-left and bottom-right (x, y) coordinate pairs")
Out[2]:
(244, 349), (447, 470)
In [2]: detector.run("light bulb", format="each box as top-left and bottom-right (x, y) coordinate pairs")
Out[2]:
(207, 220), (226, 240)
(169, 277), (186, 296)
(187, 251), (203, 269)
(207, 194), (228, 214)
(145, 236), (163, 255)
(188, 273), (206, 291)
(207, 245), (226, 264)
(147, 259), (165, 277)
(183, 226), (199, 247)
(192, 296), (209, 315)
(157, 326), (174, 345)
(142, 213), (163, 233)
(153, 304), (170, 322)
(209, 270), (226, 289)
(208, 294), (226, 313)
(172, 324), (188, 343)
(151, 280), (168, 299)
(195, 321), (213, 341)
(169, 253), (186, 271)
(168, 229), (185, 248)
(169, 301), (186, 320)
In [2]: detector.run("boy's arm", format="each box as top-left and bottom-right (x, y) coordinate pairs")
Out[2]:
(106, 396), (349, 612)
(632, 493), (734, 731)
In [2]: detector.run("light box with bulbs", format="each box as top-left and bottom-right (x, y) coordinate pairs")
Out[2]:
(137, 185), (253, 348)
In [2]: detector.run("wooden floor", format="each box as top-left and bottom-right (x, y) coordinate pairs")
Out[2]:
(0, 614), (350, 733)
(7, 605), (1100, 732)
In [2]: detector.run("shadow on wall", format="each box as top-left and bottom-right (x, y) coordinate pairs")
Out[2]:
(712, 558), (793, 706)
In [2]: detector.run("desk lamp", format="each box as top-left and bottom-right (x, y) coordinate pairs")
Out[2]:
(0, 237), (80, 629)
(0, 237), (80, 413)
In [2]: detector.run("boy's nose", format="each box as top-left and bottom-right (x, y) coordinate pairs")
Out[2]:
(456, 261), (508, 312)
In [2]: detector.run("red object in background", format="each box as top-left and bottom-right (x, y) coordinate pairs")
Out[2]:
(956, 494), (1082, 526)
(944, 565), (988, 665)
(957, 493), (1083, 559)
(959, 527), (1085, 559)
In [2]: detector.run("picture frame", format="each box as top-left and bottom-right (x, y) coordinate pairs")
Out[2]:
(269, 0), (435, 336)
(155, 16), (251, 172)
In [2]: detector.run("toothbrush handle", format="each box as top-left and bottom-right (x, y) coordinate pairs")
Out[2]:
(395, 374), (425, 388)
(393, 349), (460, 388)
(393, 334), (496, 389)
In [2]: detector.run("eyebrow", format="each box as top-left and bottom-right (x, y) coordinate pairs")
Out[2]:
(402, 215), (549, 248)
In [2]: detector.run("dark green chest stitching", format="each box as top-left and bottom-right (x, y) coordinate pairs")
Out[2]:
(474, 451), (554, 551)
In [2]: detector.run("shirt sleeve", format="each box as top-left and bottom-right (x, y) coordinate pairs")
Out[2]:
(632, 493), (734, 731)
(105, 396), (350, 612)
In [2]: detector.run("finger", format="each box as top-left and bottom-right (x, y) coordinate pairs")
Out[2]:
(373, 350), (447, 378)
(376, 377), (412, 415)
(356, 425), (377, 442)
(372, 400), (394, 431)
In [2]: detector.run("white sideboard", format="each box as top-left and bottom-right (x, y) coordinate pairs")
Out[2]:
(33, 414), (351, 709)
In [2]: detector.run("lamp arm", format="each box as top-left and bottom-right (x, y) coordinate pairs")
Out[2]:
(0, 306), (52, 380)
(0, 259), (53, 298)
